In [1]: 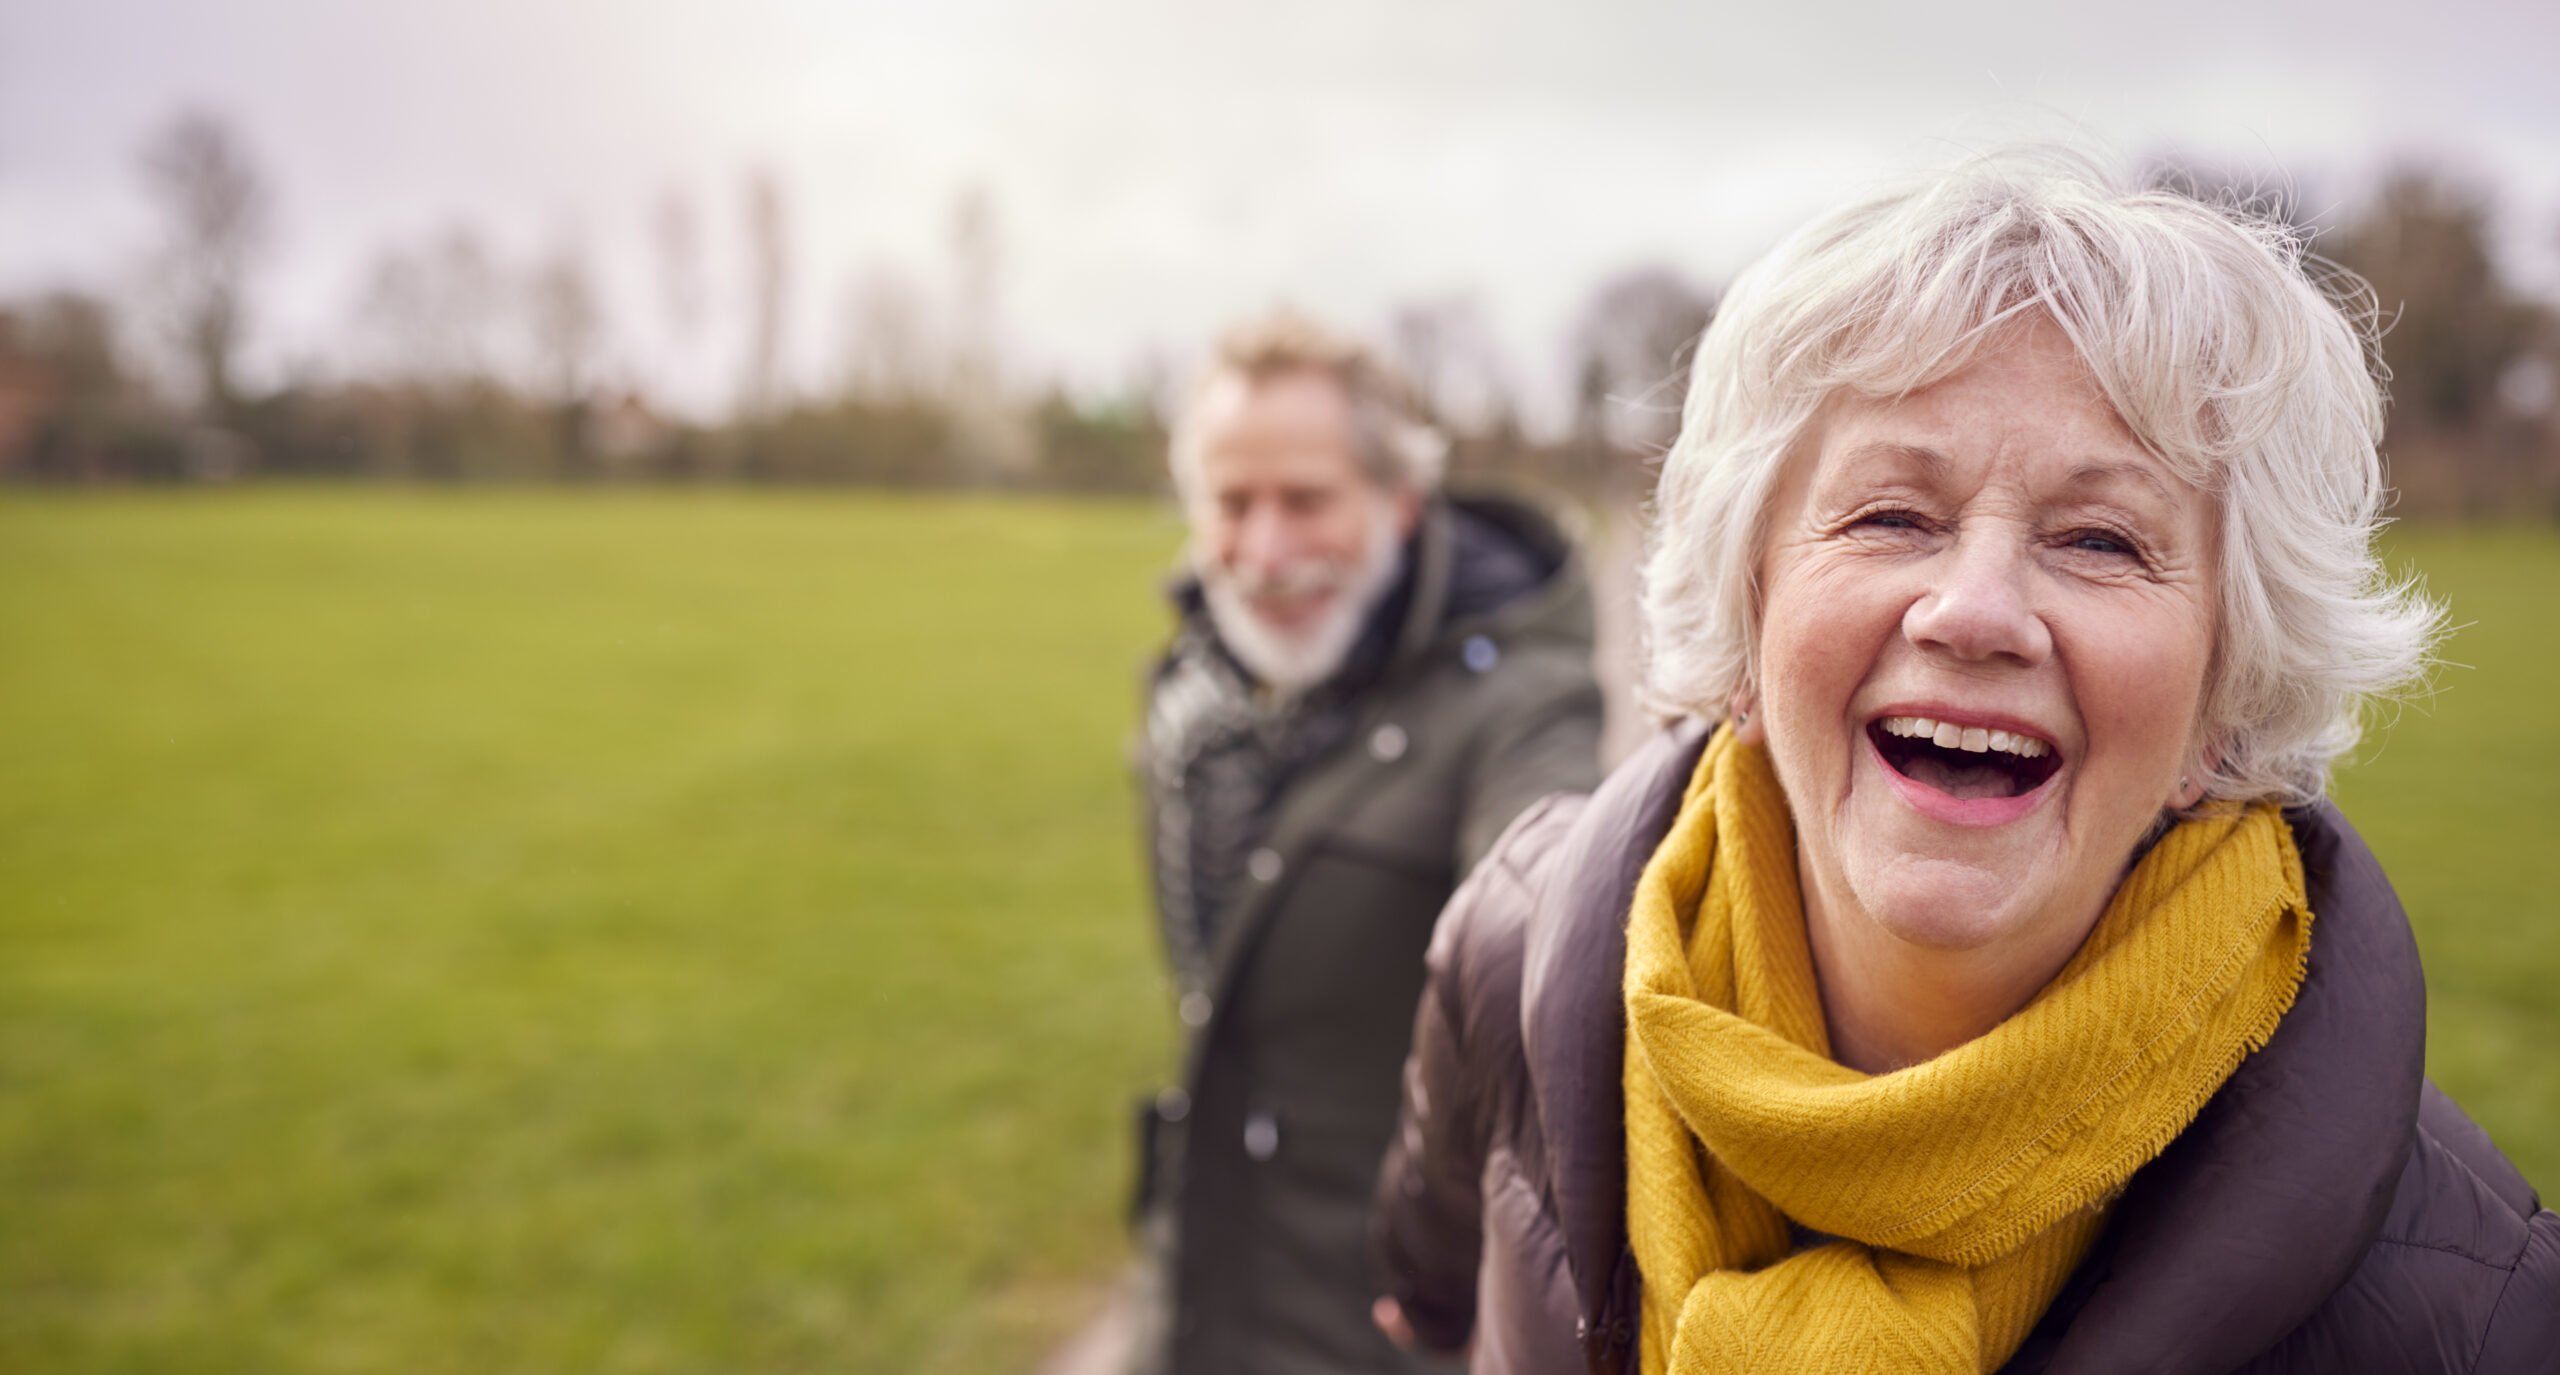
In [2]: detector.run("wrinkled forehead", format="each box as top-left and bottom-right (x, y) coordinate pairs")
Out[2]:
(1771, 319), (2224, 558)
(1191, 363), (1352, 421)
(1809, 311), (2230, 496)
(1186, 368), (1366, 486)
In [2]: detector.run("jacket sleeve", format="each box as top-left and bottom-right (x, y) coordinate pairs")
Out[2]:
(1374, 794), (1581, 1355)
(2476, 1208), (2560, 1373)
(2419, 1082), (2560, 1373)
(1456, 641), (1604, 876)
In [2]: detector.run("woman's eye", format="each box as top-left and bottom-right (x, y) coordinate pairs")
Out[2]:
(2069, 530), (2133, 556)
(1859, 510), (1922, 530)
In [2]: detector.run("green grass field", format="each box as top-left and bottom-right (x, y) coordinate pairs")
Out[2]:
(2, 491), (2554, 1373)
(2332, 526), (2560, 1193)
(1, 491), (1185, 1373)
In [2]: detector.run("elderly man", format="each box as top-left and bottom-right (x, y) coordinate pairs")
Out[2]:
(1129, 314), (1603, 1374)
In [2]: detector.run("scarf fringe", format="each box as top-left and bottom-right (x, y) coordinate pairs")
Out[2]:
(1912, 880), (2311, 1267)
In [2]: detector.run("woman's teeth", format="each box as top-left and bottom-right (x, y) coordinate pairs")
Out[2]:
(1878, 715), (2050, 759)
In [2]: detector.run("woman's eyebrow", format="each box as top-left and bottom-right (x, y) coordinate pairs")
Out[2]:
(2061, 459), (2176, 505)
(1836, 440), (1948, 481)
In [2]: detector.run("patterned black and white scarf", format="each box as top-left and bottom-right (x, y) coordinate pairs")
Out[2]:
(1144, 568), (1409, 992)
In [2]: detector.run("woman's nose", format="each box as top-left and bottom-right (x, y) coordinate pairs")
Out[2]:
(1901, 534), (2052, 667)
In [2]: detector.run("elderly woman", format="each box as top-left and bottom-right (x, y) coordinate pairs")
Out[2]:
(1369, 153), (2558, 1374)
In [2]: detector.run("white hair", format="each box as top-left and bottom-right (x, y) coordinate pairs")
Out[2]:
(1640, 147), (2443, 805)
(1167, 310), (1447, 499)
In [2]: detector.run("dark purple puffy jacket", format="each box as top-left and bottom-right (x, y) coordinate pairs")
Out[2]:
(1375, 720), (2560, 1374)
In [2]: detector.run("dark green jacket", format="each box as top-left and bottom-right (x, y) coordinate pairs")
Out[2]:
(1134, 493), (1603, 1375)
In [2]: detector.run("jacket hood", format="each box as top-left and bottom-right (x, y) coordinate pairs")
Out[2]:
(1394, 491), (1596, 665)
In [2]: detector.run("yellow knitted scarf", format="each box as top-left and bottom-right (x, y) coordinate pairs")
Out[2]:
(1623, 731), (2312, 1374)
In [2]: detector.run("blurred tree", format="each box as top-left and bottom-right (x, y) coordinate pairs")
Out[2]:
(741, 169), (790, 419)
(747, 396), (950, 484)
(528, 243), (607, 471)
(354, 226), (502, 386)
(2330, 168), (2527, 429)
(944, 186), (1032, 481)
(2323, 167), (2560, 516)
(1388, 294), (1511, 435)
(1032, 390), (1166, 492)
(0, 291), (179, 479)
(1567, 264), (1716, 493)
(653, 189), (707, 345)
(840, 266), (937, 403)
(1389, 294), (1533, 490)
(949, 185), (999, 395)
(653, 187), (708, 409)
(527, 244), (604, 408)
(138, 110), (269, 419)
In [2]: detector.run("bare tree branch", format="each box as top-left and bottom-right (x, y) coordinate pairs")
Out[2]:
(139, 110), (270, 417)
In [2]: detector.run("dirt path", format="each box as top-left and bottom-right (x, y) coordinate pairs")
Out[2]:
(1034, 1285), (1136, 1375)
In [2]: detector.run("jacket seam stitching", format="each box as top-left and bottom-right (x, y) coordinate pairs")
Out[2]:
(2368, 1234), (2522, 1270)
(2417, 1113), (2542, 1226)
(2463, 1243), (2526, 1375)
(1484, 800), (1577, 886)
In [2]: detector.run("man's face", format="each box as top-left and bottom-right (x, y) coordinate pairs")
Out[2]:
(1184, 368), (1421, 691)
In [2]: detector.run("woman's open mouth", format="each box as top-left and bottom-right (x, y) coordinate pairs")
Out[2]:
(1869, 715), (2061, 801)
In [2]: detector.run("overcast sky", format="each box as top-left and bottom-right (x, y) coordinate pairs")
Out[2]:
(4, 0), (2556, 422)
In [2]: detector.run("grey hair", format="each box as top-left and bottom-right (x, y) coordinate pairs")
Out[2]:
(1639, 147), (2443, 805)
(1168, 309), (1448, 498)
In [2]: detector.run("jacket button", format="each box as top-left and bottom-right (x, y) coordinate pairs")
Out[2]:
(1247, 847), (1284, 883)
(1155, 1086), (1191, 1122)
(1242, 1110), (1280, 1161)
(1368, 723), (1408, 761)
(1461, 635), (1499, 673)
(1179, 991), (1213, 1027)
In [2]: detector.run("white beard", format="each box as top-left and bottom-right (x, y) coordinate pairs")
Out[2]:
(1196, 499), (1406, 698)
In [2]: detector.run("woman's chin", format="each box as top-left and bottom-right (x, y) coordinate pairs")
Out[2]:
(1868, 890), (2030, 951)
(1845, 850), (2055, 953)
(1821, 753), (2071, 945)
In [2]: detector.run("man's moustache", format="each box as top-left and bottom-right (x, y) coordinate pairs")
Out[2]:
(1218, 560), (1351, 601)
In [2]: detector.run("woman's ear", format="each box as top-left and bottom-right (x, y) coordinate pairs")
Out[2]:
(1727, 692), (1765, 745)
(2170, 734), (2225, 809)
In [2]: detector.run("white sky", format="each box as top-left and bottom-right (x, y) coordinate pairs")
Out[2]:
(4, 0), (2556, 424)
